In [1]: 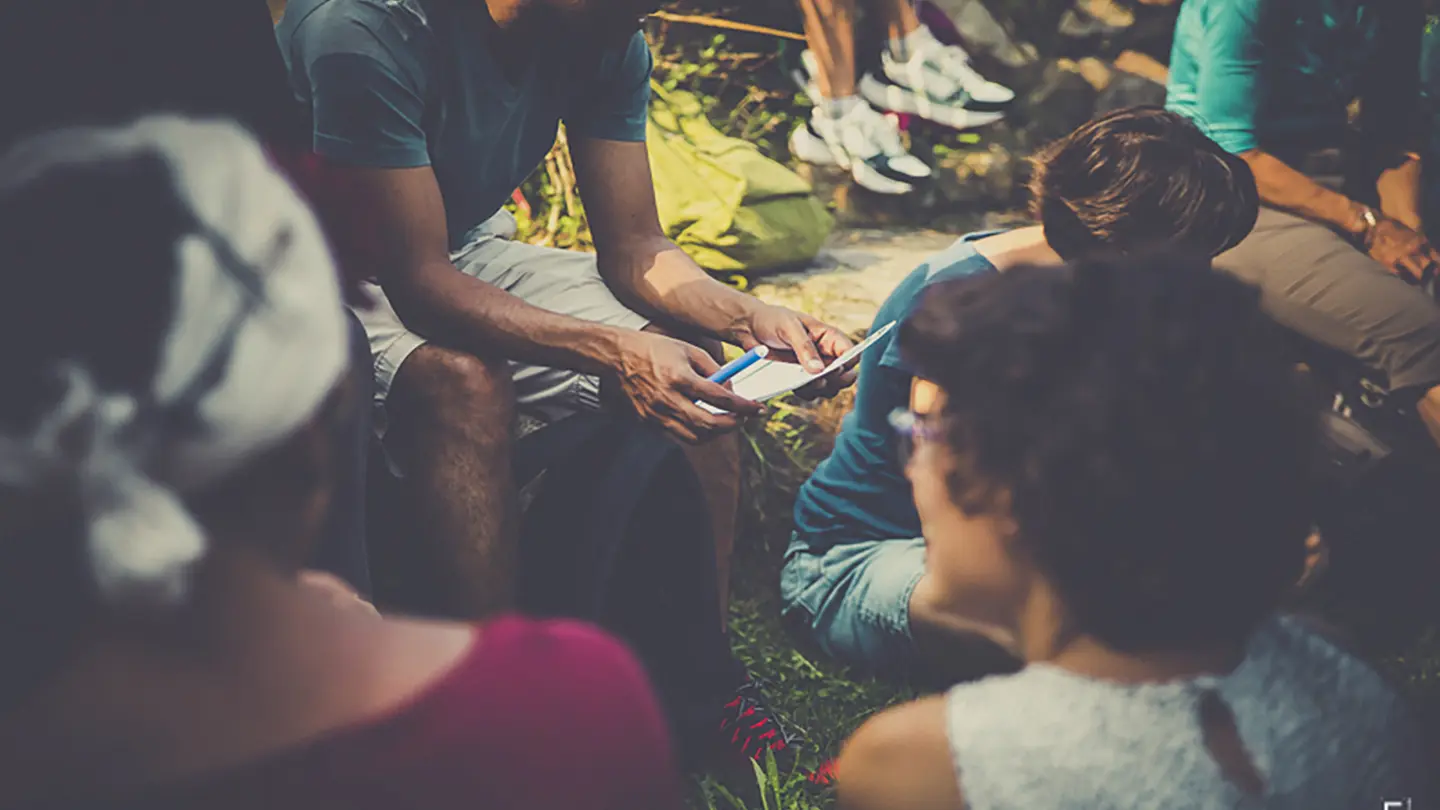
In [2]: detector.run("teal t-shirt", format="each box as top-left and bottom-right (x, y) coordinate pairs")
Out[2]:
(277, 0), (652, 250)
(1165, 0), (1379, 155)
(792, 234), (999, 550)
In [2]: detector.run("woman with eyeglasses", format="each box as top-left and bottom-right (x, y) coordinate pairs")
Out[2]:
(834, 253), (1428, 810)
(782, 107), (1262, 685)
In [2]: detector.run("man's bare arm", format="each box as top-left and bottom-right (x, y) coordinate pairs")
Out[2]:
(1242, 150), (1439, 282)
(569, 137), (763, 336)
(570, 136), (857, 379)
(350, 165), (627, 374)
(337, 163), (756, 439)
(1238, 150), (1368, 236)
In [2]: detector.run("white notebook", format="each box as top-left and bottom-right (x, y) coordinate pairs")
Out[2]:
(701, 320), (897, 414)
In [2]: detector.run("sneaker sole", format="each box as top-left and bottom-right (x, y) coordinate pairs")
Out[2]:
(852, 159), (917, 195)
(859, 74), (1008, 131)
(792, 125), (916, 194)
(790, 124), (842, 167)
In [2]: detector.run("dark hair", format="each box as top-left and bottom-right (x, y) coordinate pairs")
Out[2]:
(0, 150), (190, 696)
(900, 253), (1316, 651)
(1029, 107), (1259, 261)
(0, 149), (192, 430)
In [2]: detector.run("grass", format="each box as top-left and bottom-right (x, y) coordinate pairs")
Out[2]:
(693, 390), (916, 810)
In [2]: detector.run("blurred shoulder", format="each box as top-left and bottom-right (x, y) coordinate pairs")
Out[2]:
(837, 696), (962, 810)
(282, 0), (432, 54)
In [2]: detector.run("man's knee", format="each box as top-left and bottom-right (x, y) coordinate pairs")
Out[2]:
(390, 345), (515, 445)
(688, 430), (741, 474)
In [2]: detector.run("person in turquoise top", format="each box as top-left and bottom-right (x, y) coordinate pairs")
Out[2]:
(783, 108), (1260, 682)
(277, 0), (858, 780)
(1167, 0), (1440, 455)
(1167, 0), (1381, 156)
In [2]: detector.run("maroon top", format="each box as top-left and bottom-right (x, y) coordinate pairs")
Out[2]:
(124, 617), (683, 810)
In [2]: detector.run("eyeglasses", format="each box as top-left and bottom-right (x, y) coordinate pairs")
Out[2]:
(888, 408), (939, 467)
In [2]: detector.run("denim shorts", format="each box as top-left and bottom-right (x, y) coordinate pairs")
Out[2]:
(779, 531), (927, 678)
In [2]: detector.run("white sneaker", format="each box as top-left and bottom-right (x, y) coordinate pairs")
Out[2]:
(790, 97), (932, 195)
(860, 25), (1014, 131)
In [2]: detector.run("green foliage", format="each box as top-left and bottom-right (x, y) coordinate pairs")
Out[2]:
(697, 750), (825, 810)
(650, 25), (809, 168)
(508, 128), (589, 249)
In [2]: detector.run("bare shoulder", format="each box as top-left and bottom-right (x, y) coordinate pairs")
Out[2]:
(368, 614), (480, 669)
(837, 696), (964, 810)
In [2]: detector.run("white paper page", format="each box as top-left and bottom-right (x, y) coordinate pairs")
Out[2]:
(700, 321), (896, 414)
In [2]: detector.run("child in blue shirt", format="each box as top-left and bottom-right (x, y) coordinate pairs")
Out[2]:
(784, 108), (1260, 681)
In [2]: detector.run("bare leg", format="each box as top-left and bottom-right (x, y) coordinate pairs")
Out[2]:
(873, 0), (921, 44)
(642, 324), (740, 627)
(385, 345), (520, 618)
(799, 0), (859, 99)
(681, 435), (741, 628)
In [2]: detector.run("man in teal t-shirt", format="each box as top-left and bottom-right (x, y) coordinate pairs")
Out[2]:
(277, 0), (858, 777)
(1166, 0), (1440, 456)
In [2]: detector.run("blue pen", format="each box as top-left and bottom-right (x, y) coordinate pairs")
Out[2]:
(708, 345), (769, 384)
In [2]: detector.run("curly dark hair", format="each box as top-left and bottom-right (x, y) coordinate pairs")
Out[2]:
(1029, 107), (1259, 261)
(900, 253), (1317, 652)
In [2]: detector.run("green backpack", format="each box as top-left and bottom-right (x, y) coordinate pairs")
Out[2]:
(647, 82), (833, 283)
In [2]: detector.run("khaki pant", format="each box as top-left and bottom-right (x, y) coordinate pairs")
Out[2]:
(1215, 207), (1440, 394)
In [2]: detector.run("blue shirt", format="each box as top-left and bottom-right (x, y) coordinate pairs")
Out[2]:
(277, 0), (652, 250)
(1165, 0), (1378, 155)
(793, 234), (999, 550)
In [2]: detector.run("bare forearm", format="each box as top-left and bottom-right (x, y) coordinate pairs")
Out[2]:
(599, 237), (762, 338)
(1240, 150), (1367, 236)
(386, 261), (625, 374)
(1377, 155), (1424, 234)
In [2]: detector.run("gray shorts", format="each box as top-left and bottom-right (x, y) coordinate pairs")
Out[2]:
(354, 209), (650, 439)
(1215, 207), (1440, 394)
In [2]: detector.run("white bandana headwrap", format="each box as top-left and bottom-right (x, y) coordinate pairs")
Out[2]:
(0, 116), (349, 606)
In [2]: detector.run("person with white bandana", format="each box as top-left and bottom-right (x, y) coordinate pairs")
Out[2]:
(0, 117), (682, 810)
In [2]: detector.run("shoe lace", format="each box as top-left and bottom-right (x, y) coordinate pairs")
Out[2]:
(719, 679), (796, 762)
(847, 104), (906, 158)
(915, 37), (986, 97)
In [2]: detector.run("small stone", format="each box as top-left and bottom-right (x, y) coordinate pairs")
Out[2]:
(1095, 72), (1167, 115)
(923, 0), (1040, 68)
(1074, 57), (1115, 92)
(936, 142), (1022, 208)
(1058, 0), (1135, 38)
(1013, 60), (1100, 146)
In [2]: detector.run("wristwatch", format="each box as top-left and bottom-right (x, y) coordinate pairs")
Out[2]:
(1354, 204), (1380, 245)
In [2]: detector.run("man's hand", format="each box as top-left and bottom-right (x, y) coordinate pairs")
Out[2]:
(727, 304), (859, 399)
(609, 330), (763, 443)
(1368, 217), (1440, 284)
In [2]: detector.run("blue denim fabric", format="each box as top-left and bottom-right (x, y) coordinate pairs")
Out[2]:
(779, 531), (927, 678)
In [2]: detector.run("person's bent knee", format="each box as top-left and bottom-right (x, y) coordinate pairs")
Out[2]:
(779, 541), (925, 675)
(390, 345), (516, 442)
